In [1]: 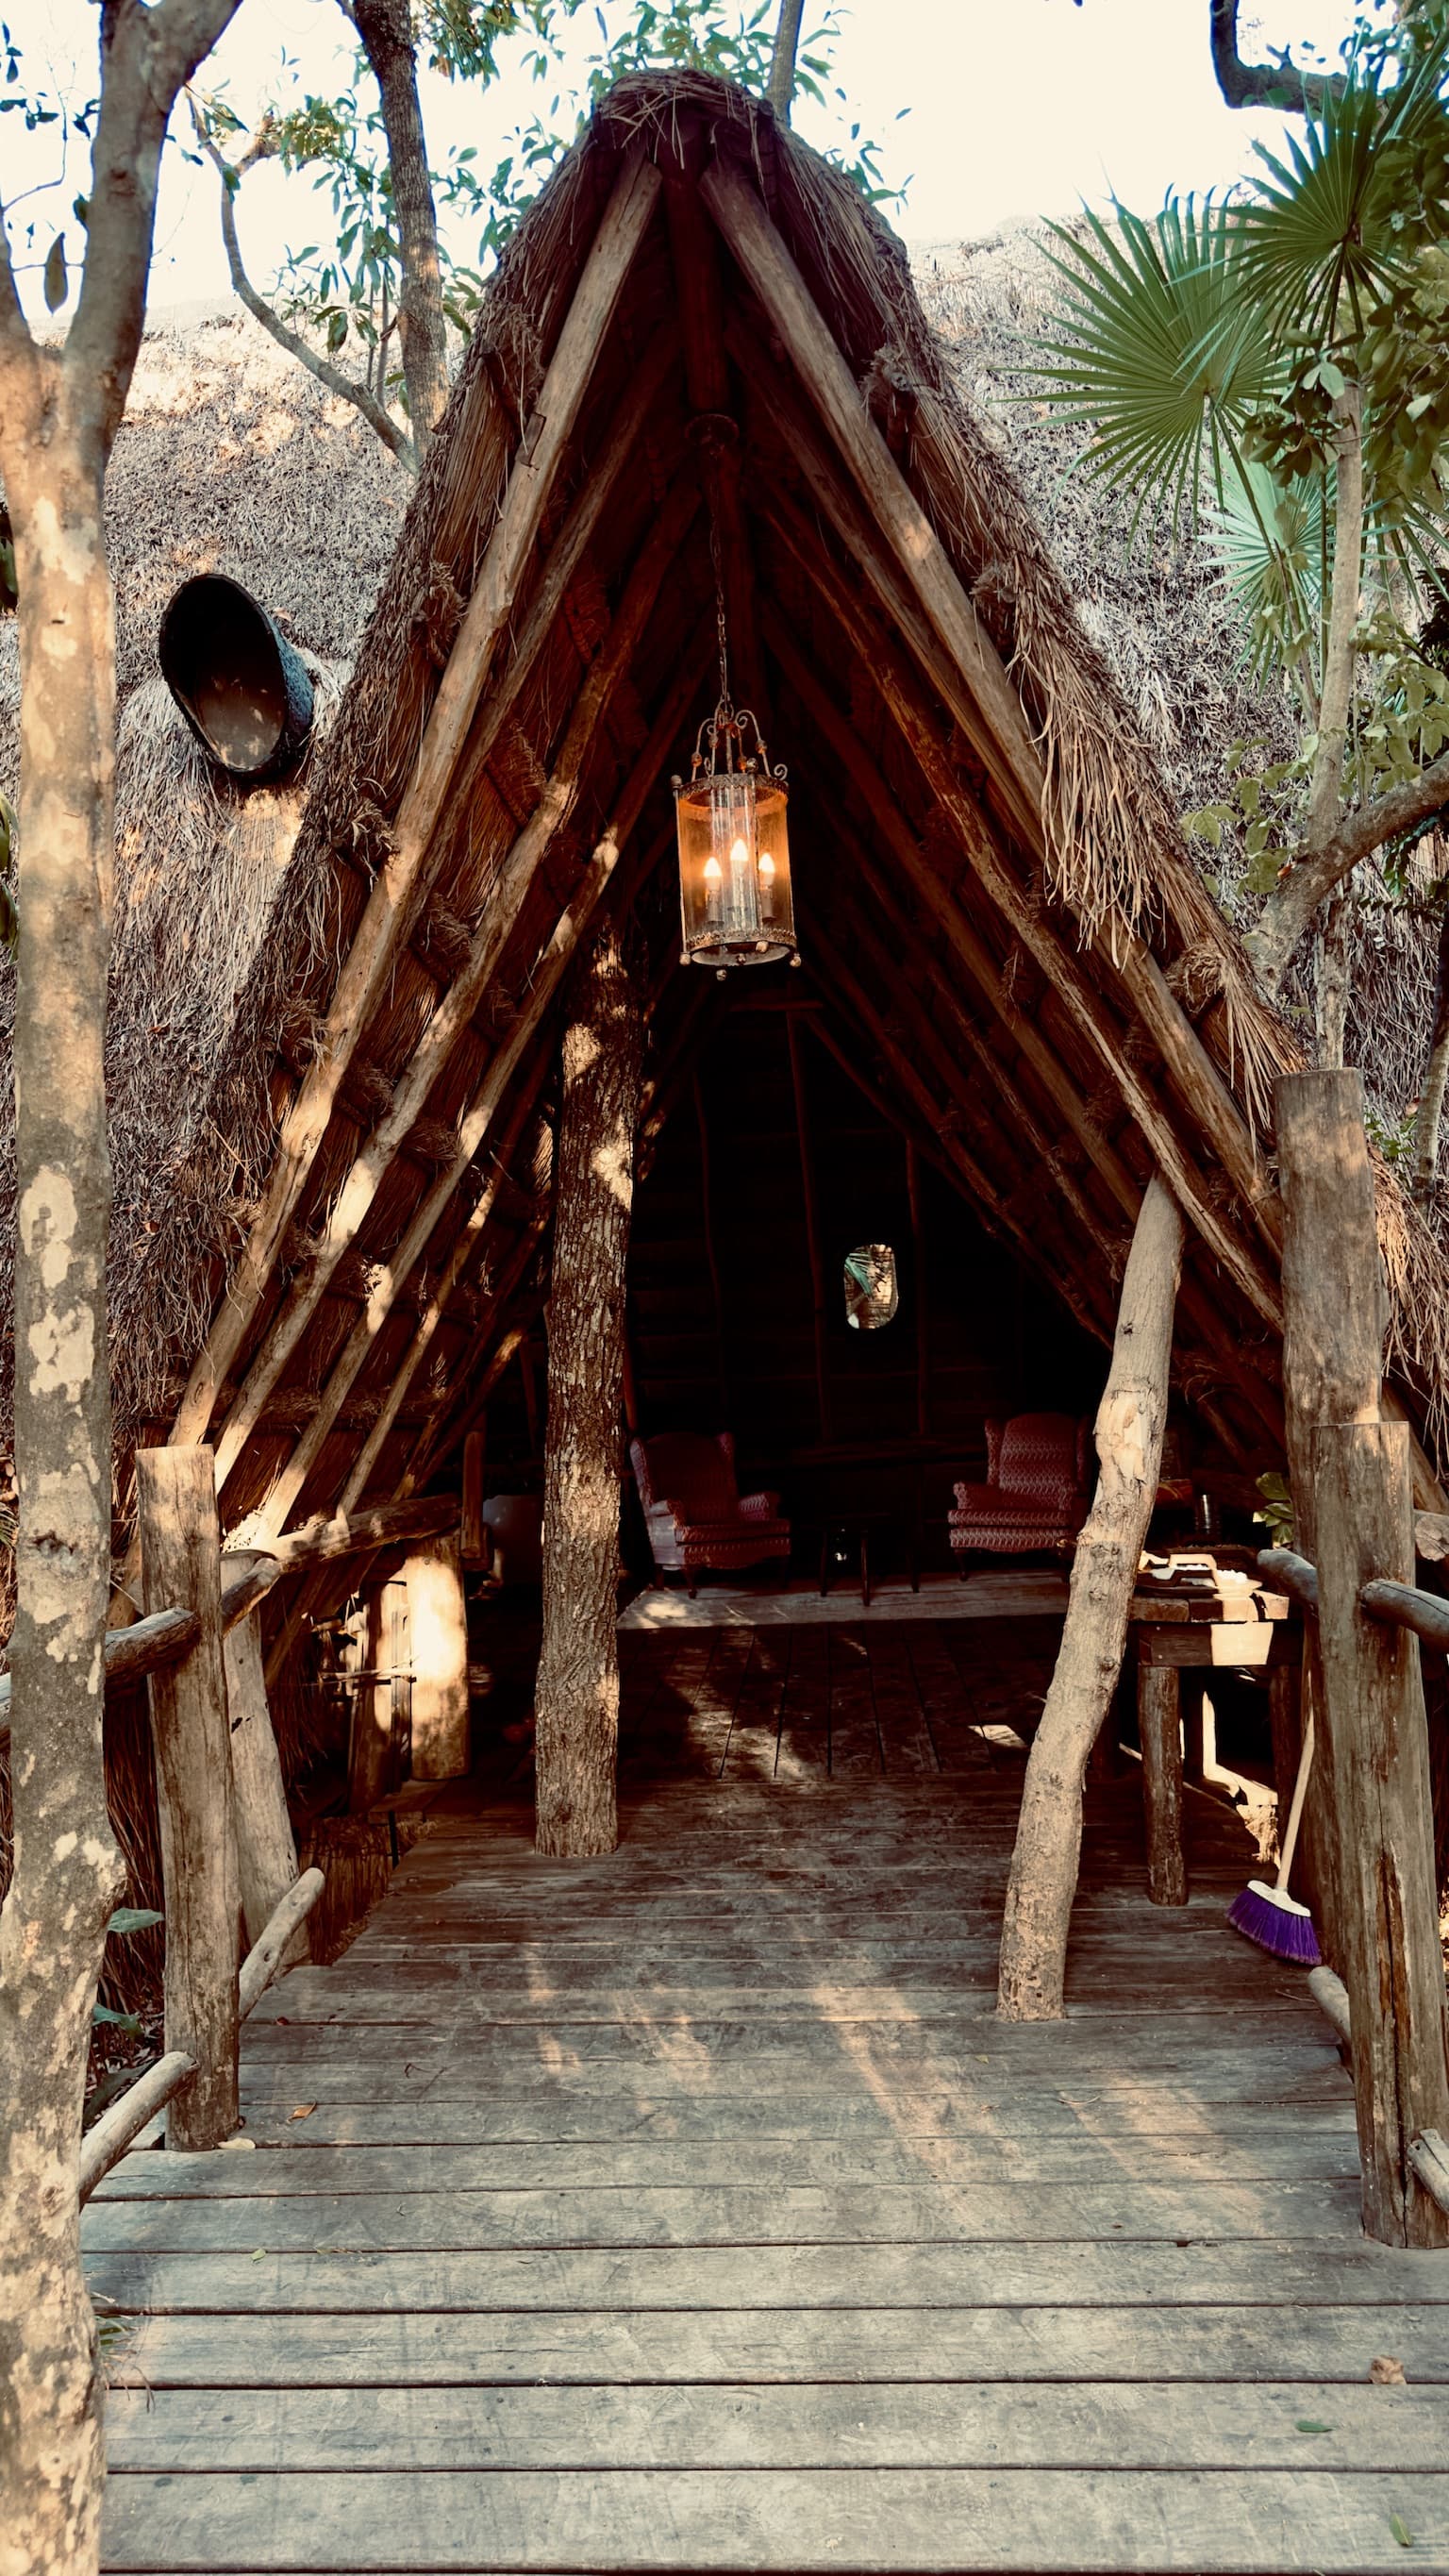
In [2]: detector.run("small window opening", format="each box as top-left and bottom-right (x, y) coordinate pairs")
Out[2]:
(843, 1243), (898, 1331)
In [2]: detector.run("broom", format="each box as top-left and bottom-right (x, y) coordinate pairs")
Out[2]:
(1225, 1683), (1322, 1965)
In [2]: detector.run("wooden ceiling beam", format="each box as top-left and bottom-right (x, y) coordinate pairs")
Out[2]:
(165, 150), (664, 1459)
(248, 654), (708, 1538)
(758, 504), (1284, 1330)
(737, 349), (1277, 1257)
(213, 477), (700, 1504)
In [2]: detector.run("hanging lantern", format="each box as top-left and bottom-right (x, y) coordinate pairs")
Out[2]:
(674, 698), (796, 974)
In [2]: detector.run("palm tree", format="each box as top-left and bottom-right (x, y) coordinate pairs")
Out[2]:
(1032, 35), (1449, 1090)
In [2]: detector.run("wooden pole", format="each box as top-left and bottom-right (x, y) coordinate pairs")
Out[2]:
(461, 1429), (490, 1572)
(1274, 1070), (1385, 1959)
(1137, 1660), (1188, 1907)
(222, 1610), (308, 1969)
(787, 1014), (832, 1443)
(535, 923), (642, 1857)
(1312, 1415), (1449, 2246)
(162, 149), (664, 1459)
(348, 1581), (400, 1814)
(907, 1141), (929, 1440)
(692, 1070), (730, 1425)
(997, 1178), (1185, 2019)
(403, 1533), (470, 1781)
(136, 1446), (240, 2150)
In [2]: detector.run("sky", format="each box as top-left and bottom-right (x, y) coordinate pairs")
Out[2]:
(0, 0), (1361, 324)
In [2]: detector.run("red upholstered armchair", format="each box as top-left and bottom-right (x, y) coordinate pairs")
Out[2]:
(629, 1433), (791, 1590)
(949, 1413), (1092, 1559)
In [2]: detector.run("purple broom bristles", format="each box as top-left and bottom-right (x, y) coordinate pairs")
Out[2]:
(1226, 1878), (1322, 1965)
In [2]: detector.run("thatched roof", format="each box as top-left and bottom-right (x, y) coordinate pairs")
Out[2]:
(8, 68), (1449, 1569)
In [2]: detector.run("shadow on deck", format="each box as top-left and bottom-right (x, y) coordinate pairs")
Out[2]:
(85, 1614), (1449, 2572)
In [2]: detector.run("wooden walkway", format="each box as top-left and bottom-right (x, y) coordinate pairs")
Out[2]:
(88, 1620), (1449, 2571)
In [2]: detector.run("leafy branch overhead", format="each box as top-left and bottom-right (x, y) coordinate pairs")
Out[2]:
(1032, 33), (1449, 1038)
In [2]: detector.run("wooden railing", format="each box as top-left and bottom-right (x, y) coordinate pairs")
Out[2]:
(17, 1479), (462, 2191)
(1265, 1071), (1449, 2253)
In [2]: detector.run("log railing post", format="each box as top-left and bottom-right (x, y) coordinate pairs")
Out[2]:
(135, 1445), (240, 2150)
(403, 1533), (470, 1781)
(1274, 1070), (1385, 1958)
(223, 1608), (308, 1973)
(997, 1175), (1185, 2017)
(1311, 1416), (1449, 2246)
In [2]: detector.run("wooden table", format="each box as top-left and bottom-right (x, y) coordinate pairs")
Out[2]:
(1129, 1551), (1299, 1907)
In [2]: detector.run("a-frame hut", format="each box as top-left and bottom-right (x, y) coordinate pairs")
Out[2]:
(10, 69), (1449, 1927)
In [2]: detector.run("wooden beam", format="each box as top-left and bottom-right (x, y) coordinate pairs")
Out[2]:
(165, 149), (663, 1456)
(1137, 1664), (1189, 1907)
(998, 1178), (1186, 2018)
(745, 372), (1277, 1252)
(700, 155), (1041, 841)
(761, 528), (1282, 1329)
(787, 1015), (832, 1442)
(403, 1533), (470, 1781)
(136, 1447), (240, 2151)
(1312, 1416), (1449, 2246)
(536, 924), (641, 1855)
(223, 1610), (308, 1969)
(214, 477), (699, 1499)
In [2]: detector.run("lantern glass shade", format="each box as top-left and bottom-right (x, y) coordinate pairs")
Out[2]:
(675, 768), (795, 969)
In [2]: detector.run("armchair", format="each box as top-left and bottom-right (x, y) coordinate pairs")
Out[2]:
(949, 1413), (1091, 1559)
(629, 1432), (791, 1591)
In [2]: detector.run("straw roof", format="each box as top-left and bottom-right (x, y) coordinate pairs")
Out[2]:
(5, 68), (1449, 1573)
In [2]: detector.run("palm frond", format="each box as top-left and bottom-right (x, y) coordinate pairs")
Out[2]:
(1209, 462), (1324, 685)
(1031, 196), (1282, 541)
(1227, 40), (1449, 347)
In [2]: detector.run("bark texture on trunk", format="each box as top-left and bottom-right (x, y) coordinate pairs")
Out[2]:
(535, 925), (641, 1859)
(996, 1177), (1184, 2020)
(0, 422), (126, 2576)
(352, 0), (449, 449)
(1413, 877), (1449, 1206)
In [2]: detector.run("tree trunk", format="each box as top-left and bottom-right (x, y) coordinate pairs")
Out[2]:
(352, 0), (450, 449)
(535, 925), (641, 1858)
(1412, 878), (1449, 1206)
(0, 424), (127, 2574)
(767, 0), (807, 118)
(1316, 884), (1353, 1067)
(997, 1177), (1184, 2020)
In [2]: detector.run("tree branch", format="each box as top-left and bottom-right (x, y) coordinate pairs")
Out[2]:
(351, 0), (448, 448)
(768, 0), (807, 120)
(1249, 746), (1449, 995)
(1209, 0), (1338, 113)
(194, 114), (417, 471)
(64, 0), (245, 450)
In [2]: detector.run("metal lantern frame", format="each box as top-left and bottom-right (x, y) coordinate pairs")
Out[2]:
(673, 694), (798, 976)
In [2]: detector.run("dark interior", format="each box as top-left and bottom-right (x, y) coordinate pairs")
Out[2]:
(159, 576), (289, 772)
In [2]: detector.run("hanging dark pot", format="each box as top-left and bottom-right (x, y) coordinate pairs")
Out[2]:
(158, 573), (314, 784)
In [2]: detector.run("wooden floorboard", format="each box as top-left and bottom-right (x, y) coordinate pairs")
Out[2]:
(90, 1618), (1449, 2574)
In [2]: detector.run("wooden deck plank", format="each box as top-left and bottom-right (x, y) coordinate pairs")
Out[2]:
(103, 2380), (1448, 2471)
(98, 2466), (1449, 2572)
(95, 1620), (1433, 2576)
(103, 2301), (1449, 2386)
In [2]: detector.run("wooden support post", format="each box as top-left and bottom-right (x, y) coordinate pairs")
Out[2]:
(349, 1583), (398, 1814)
(998, 1177), (1185, 2019)
(907, 1141), (929, 1440)
(403, 1533), (470, 1781)
(1275, 1069), (1386, 1961)
(787, 1014), (832, 1444)
(536, 922), (642, 1857)
(461, 1429), (490, 1572)
(222, 1610), (308, 1970)
(1137, 1660), (1188, 1906)
(136, 1446), (240, 2150)
(693, 1070), (730, 1423)
(1312, 1416), (1449, 2247)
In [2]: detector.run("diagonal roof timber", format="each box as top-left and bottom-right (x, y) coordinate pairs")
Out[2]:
(162, 147), (665, 1465)
(142, 75), (1449, 1563)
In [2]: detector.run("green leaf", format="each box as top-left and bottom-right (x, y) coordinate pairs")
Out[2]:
(1295, 2418), (1334, 2434)
(42, 231), (66, 312)
(326, 309), (347, 351)
(107, 1906), (162, 1935)
(1390, 2514), (1415, 2548)
(92, 2003), (142, 2032)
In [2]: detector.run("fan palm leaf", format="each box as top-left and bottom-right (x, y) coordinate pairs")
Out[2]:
(1210, 461), (1324, 686)
(1032, 196), (1283, 539)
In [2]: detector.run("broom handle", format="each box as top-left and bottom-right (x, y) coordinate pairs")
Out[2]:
(1274, 1680), (1316, 1893)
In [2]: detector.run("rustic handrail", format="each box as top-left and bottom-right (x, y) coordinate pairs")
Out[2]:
(78, 1865), (325, 2202)
(1304, 1969), (1449, 2220)
(0, 1497), (461, 1756)
(1357, 1578), (1449, 1652)
(1256, 1547), (1319, 1612)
